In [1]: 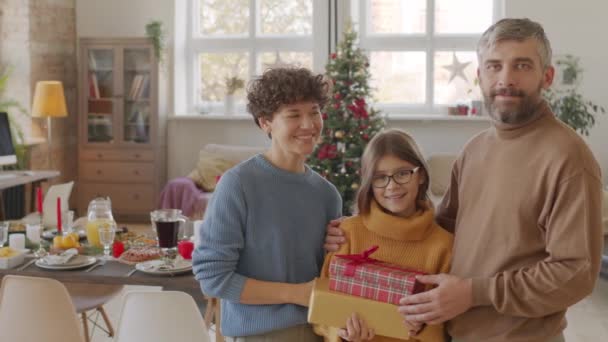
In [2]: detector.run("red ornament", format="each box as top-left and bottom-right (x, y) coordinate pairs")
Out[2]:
(317, 144), (338, 160)
(322, 113), (328, 120)
(334, 93), (341, 100)
(112, 240), (125, 258)
(362, 133), (369, 141)
(331, 53), (337, 59)
(360, 124), (368, 130)
(333, 103), (340, 109)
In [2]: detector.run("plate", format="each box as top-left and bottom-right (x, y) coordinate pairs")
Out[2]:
(135, 258), (192, 276)
(42, 230), (87, 241)
(35, 255), (97, 270)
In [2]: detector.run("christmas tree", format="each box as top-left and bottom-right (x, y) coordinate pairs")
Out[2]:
(308, 24), (385, 215)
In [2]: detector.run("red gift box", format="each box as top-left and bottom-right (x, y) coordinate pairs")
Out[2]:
(328, 246), (427, 305)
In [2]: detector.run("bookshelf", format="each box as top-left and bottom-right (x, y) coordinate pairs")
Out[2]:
(78, 38), (163, 221)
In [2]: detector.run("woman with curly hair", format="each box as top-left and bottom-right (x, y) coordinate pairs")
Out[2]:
(193, 67), (342, 342)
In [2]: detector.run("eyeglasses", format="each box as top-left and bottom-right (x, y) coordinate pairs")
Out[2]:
(371, 167), (420, 188)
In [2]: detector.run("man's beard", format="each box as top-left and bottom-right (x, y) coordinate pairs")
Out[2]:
(484, 84), (543, 125)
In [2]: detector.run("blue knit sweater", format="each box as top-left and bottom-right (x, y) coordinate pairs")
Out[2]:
(192, 154), (342, 337)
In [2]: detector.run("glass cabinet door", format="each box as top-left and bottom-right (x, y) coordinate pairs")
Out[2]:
(86, 48), (115, 144)
(123, 48), (152, 144)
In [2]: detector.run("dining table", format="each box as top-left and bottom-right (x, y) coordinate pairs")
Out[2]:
(0, 255), (223, 341)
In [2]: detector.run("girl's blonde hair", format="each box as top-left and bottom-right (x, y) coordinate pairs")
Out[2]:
(355, 129), (431, 215)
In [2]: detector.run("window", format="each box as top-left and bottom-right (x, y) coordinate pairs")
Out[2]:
(186, 0), (329, 114)
(355, 0), (503, 114)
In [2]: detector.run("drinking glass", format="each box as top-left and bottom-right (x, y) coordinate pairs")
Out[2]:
(150, 209), (187, 267)
(98, 224), (116, 260)
(0, 221), (8, 248)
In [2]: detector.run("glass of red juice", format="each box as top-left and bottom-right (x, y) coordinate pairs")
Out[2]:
(150, 209), (187, 266)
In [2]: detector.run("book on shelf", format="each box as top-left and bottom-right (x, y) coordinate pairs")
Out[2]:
(89, 73), (100, 99)
(88, 52), (97, 70)
(128, 74), (150, 100)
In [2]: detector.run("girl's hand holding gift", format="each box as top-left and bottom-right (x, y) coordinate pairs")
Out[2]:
(337, 313), (375, 341)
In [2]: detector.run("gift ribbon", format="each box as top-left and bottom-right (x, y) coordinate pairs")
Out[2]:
(335, 245), (380, 277)
(335, 245), (427, 278)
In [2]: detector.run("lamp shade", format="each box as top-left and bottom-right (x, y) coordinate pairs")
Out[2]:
(31, 81), (68, 118)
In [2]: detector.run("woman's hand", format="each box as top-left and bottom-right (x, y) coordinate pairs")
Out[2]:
(337, 313), (375, 341)
(324, 217), (347, 252)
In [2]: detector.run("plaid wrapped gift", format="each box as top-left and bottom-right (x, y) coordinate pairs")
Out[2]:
(328, 245), (427, 305)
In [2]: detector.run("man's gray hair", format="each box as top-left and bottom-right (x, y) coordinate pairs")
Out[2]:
(477, 18), (553, 69)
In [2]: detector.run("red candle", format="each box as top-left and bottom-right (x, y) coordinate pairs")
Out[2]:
(56, 197), (62, 234)
(36, 187), (43, 215)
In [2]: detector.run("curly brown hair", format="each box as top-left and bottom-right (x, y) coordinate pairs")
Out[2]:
(246, 67), (330, 127)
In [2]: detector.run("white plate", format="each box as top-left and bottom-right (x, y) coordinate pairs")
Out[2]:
(35, 255), (97, 270)
(135, 259), (193, 276)
(42, 230), (86, 241)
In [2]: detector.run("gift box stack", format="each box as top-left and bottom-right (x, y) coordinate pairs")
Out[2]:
(308, 246), (427, 340)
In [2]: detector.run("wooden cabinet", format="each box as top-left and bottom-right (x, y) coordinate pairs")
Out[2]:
(78, 38), (163, 221)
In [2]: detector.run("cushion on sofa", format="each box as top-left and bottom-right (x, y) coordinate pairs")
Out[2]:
(187, 150), (236, 192)
(426, 154), (456, 197)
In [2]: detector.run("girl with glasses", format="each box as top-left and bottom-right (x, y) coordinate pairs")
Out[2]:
(314, 129), (453, 342)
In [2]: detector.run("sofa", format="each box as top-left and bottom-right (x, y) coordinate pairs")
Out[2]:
(158, 144), (266, 220)
(158, 144), (459, 220)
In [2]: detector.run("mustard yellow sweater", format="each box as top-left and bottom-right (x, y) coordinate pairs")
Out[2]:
(314, 200), (453, 342)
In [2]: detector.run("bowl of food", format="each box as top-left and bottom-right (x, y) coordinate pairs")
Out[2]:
(0, 247), (27, 269)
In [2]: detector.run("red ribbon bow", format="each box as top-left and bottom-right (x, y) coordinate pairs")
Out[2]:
(335, 245), (380, 277)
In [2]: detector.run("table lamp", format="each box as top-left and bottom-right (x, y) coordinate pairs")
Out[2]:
(31, 81), (68, 168)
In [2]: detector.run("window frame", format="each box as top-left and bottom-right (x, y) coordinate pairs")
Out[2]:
(185, 0), (329, 115)
(355, 0), (504, 115)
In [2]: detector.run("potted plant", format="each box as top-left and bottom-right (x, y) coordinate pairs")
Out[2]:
(0, 66), (28, 169)
(145, 20), (166, 65)
(224, 76), (244, 115)
(544, 55), (605, 136)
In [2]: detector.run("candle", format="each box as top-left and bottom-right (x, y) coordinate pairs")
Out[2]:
(9, 234), (25, 250)
(36, 187), (43, 215)
(56, 197), (62, 234)
(26, 224), (42, 244)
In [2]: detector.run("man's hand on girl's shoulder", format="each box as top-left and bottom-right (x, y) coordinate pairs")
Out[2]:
(324, 217), (348, 252)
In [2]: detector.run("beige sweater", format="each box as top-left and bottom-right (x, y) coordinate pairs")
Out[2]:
(437, 101), (604, 342)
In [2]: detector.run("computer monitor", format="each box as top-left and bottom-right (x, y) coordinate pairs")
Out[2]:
(0, 112), (17, 167)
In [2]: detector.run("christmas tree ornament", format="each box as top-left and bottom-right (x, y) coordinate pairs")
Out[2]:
(351, 183), (359, 190)
(335, 130), (345, 139)
(443, 52), (471, 83)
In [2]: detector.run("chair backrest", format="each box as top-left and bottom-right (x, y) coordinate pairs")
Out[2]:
(43, 181), (74, 227)
(0, 275), (84, 342)
(114, 291), (210, 342)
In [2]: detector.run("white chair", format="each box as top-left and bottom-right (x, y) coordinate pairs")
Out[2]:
(64, 282), (123, 342)
(0, 275), (85, 342)
(114, 291), (210, 342)
(22, 181), (74, 228)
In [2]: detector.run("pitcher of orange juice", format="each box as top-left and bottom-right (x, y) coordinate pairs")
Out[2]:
(86, 197), (116, 247)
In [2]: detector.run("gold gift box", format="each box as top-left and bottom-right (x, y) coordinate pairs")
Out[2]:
(308, 278), (410, 340)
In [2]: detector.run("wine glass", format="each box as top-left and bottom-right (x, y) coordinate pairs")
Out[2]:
(98, 223), (116, 260)
(0, 221), (8, 248)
